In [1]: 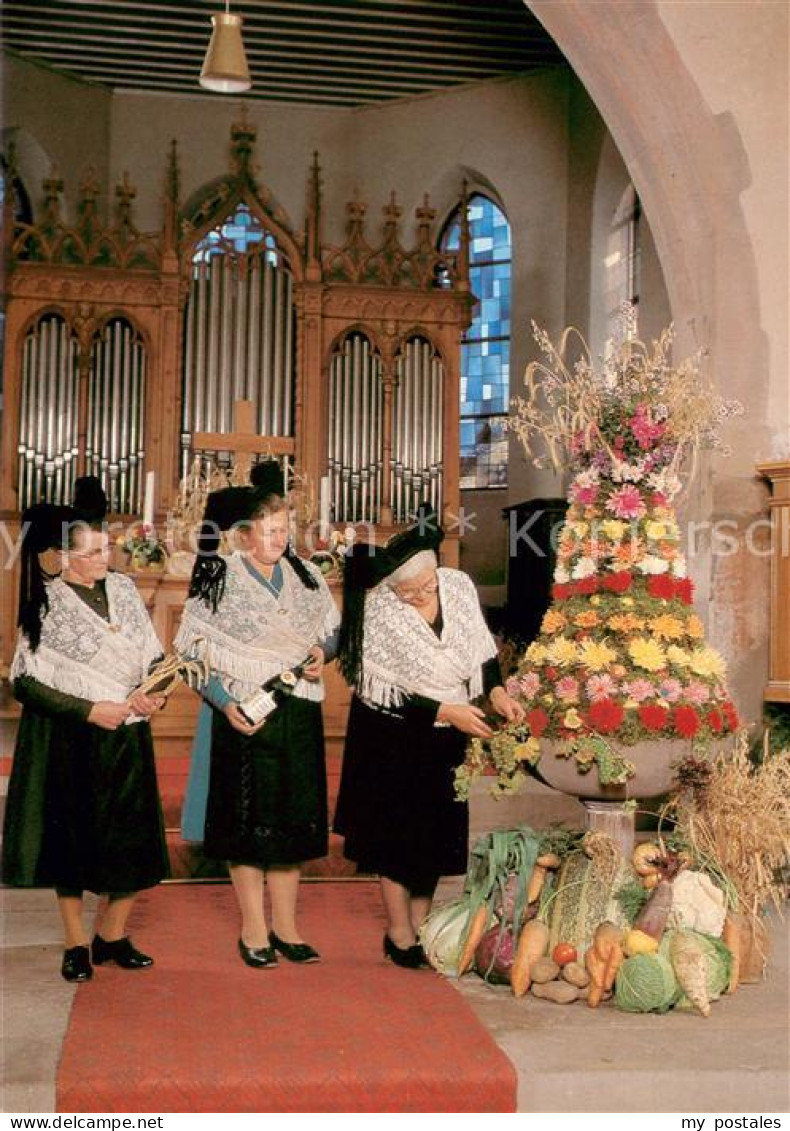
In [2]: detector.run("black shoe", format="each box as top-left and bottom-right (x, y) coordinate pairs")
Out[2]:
(91, 934), (153, 969)
(383, 934), (425, 969)
(62, 945), (93, 982)
(238, 938), (278, 969)
(268, 930), (321, 964)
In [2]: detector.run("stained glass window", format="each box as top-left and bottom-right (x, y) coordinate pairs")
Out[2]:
(440, 194), (511, 488)
(605, 185), (641, 338)
(192, 203), (279, 266)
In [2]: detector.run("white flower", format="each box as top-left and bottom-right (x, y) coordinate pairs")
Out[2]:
(637, 555), (670, 575)
(554, 565), (570, 584)
(647, 469), (682, 499)
(574, 468), (600, 488)
(571, 556), (597, 580)
(671, 556), (688, 577)
(611, 460), (647, 484)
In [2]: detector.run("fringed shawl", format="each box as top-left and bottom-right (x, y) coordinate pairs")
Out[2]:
(354, 568), (497, 710)
(175, 552), (340, 703)
(11, 572), (163, 710)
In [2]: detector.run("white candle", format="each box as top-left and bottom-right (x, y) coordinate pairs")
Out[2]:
(143, 470), (156, 529)
(319, 475), (330, 540)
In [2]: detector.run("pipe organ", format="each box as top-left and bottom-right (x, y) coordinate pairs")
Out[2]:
(0, 118), (472, 670)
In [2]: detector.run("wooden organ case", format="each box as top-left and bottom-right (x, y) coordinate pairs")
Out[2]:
(0, 121), (473, 779)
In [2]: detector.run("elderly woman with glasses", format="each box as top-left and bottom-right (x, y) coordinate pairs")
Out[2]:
(334, 510), (524, 968)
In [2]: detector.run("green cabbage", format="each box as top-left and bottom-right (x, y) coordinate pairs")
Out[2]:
(615, 953), (680, 1013)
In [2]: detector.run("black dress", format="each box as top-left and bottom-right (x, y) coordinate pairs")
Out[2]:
(1, 582), (169, 895)
(334, 607), (500, 889)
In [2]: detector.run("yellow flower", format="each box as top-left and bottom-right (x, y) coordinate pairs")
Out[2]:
(590, 595), (602, 606)
(690, 647), (727, 679)
(526, 642), (548, 665)
(686, 614), (705, 639)
(515, 737), (542, 763)
(563, 708), (583, 730)
(628, 638), (667, 672)
(621, 597), (635, 607)
(578, 639), (619, 671)
(547, 637), (579, 668)
(542, 694), (555, 705)
(608, 613), (644, 633)
(574, 610), (600, 629)
(542, 609), (568, 634)
(569, 521), (589, 537)
(649, 614), (686, 641)
(667, 645), (693, 669)
(624, 699), (639, 709)
(600, 519), (627, 541)
(645, 519), (678, 541)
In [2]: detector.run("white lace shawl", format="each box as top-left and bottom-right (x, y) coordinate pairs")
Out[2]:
(356, 567), (498, 710)
(174, 552), (340, 703)
(11, 572), (163, 708)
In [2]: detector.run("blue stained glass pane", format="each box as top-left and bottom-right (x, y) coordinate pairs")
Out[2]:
(193, 203), (279, 263)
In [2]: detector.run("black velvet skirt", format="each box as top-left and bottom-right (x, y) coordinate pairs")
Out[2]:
(1, 710), (169, 894)
(333, 695), (469, 887)
(204, 695), (328, 867)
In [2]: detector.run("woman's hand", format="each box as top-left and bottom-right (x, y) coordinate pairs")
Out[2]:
(223, 702), (266, 736)
(302, 645), (325, 682)
(126, 690), (166, 718)
(489, 686), (526, 723)
(436, 702), (494, 738)
(88, 701), (131, 731)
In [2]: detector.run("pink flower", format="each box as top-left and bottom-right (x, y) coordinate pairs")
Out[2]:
(515, 672), (541, 701)
(685, 681), (711, 705)
(570, 483), (599, 506)
(631, 406), (666, 450)
(622, 678), (655, 703)
(606, 485), (646, 521)
(659, 678), (683, 703)
(586, 674), (618, 702)
(556, 676), (580, 702)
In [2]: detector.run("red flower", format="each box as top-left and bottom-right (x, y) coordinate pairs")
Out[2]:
(638, 704), (670, 731)
(545, 667), (559, 681)
(673, 705), (701, 738)
(675, 578), (695, 605)
(586, 698), (625, 734)
(602, 571), (633, 594)
(553, 583), (572, 601)
(722, 700), (739, 730)
(651, 493), (668, 508)
(576, 577), (598, 595)
(706, 708), (724, 734)
(647, 575), (675, 600)
(527, 708), (550, 738)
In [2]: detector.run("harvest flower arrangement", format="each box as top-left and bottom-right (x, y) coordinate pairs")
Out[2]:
(458, 309), (743, 798)
(118, 521), (167, 569)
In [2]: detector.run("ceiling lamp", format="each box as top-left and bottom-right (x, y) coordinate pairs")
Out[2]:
(199, 2), (252, 94)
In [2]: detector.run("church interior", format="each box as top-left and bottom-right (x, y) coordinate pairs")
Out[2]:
(1, 0), (788, 1115)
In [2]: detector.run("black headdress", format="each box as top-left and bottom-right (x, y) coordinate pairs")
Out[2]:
(188, 485), (252, 612)
(249, 460), (318, 592)
(72, 475), (108, 523)
(336, 505), (444, 686)
(18, 503), (77, 650)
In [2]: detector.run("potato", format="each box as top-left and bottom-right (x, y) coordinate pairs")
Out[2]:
(531, 980), (580, 1004)
(530, 957), (561, 984)
(561, 961), (590, 988)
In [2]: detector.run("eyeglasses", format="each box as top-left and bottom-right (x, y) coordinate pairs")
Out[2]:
(67, 547), (110, 560)
(394, 576), (439, 602)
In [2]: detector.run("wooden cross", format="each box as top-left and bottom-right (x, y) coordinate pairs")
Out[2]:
(192, 400), (295, 483)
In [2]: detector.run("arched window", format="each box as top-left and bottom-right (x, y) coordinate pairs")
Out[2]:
(606, 184), (641, 337)
(440, 194), (510, 489)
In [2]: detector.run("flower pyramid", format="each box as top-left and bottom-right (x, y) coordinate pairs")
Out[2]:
(467, 312), (742, 795)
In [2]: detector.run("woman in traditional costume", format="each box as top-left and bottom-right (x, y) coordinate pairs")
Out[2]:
(176, 462), (340, 969)
(334, 509), (524, 967)
(1, 478), (169, 982)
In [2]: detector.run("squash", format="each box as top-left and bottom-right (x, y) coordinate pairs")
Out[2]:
(547, 849), (632, 956)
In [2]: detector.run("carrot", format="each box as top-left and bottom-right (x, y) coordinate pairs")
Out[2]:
(721, 912), (742, 994)
(602, 941), (624, 991)
(511, 919), (550, 997)
(457, 906), (489, 976)
(584, 946), (608, 1008)
(593, 921), (623, 963)
(526, 853), (561, 904)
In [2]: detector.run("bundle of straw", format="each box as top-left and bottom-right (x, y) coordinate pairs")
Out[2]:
(666, 733), (790, 920)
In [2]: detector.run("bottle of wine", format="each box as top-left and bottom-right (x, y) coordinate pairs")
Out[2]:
(238, 655), (313, 726)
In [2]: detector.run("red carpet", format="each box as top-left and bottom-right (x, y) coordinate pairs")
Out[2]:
(57, 883), (517, 1113)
